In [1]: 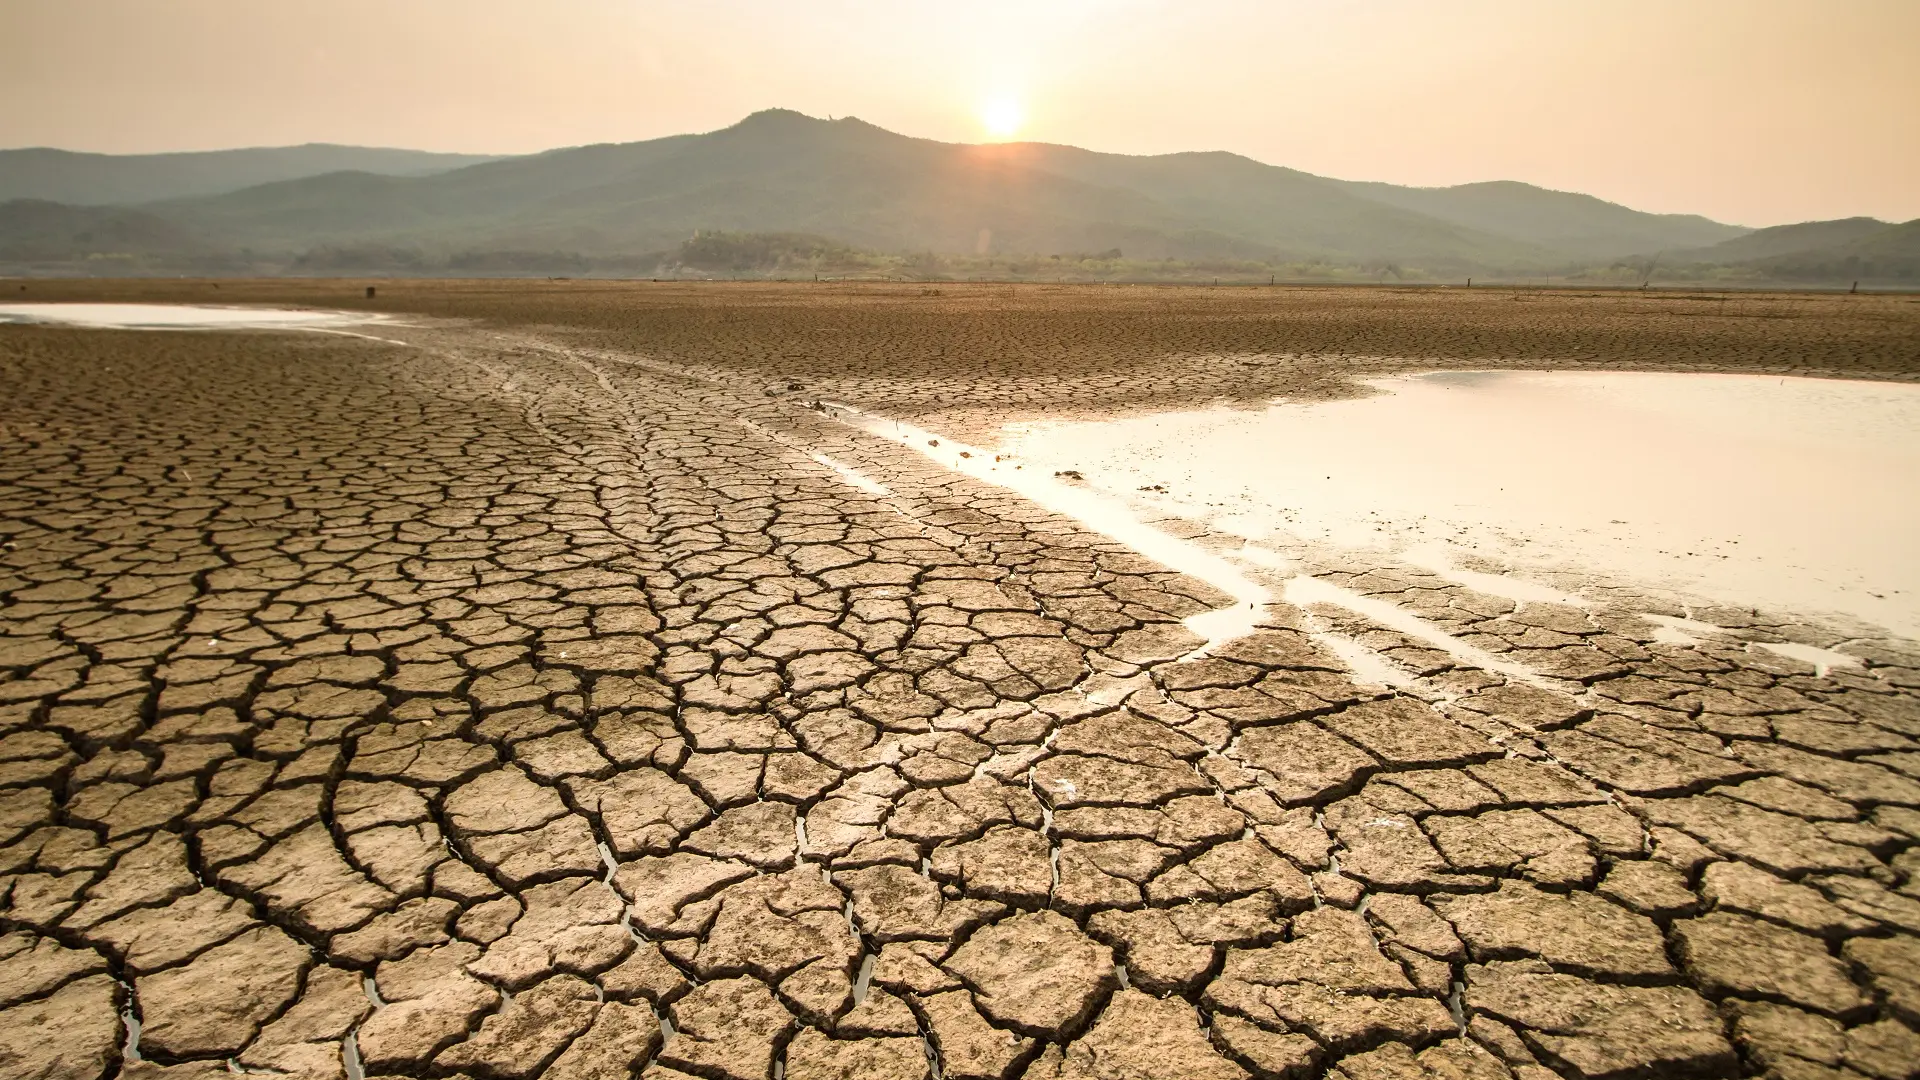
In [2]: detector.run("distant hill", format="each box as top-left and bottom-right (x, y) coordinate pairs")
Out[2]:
(0, 144), (503, 205)
(982, 143), (1542, 265)
(1733, 219), (1920, 282)
(1673, 217), (1892, 264)
(118, 111), (1738, 269)
(1336, 179), (1746, 260)
(0, 200), (200, 261)
(1628, 217), (1920, 283)
(0, 111), (1804, 277)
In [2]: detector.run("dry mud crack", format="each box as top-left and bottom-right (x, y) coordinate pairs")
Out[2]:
(2, 288), (1919, 1080)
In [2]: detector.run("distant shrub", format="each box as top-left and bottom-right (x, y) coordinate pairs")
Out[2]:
(447, 250), (592, 273)
(292, 245), (433, 271)
(676, 231), (856, 271)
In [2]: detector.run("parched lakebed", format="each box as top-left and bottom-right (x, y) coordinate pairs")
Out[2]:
(2, 284), (1918, 1080)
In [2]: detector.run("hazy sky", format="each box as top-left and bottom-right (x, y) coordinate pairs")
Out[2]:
(4, 0), (1915, 226)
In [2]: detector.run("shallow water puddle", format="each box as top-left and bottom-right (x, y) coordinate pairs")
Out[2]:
(1001, 371), (1920, 639)
(1400, 543), (1589, 607)
(1753, 640), (1864, 677)
(805, 452), (891, 497)
(1639, 613), (1723, 646)
(1283, 574), (1545, 684)
(0, 302), (404, 338)
(824, 402), (1270, 652)
(1311, 630), (1420, 689)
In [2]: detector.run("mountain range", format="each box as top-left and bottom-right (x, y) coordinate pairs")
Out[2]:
(0, 110), (1912, 282)
(0, 145), (501, 206)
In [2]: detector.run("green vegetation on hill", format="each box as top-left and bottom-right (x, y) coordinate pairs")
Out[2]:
(676, 231), (859, 271)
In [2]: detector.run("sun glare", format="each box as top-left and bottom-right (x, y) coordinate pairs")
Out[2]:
(980, 97), (1025, 140)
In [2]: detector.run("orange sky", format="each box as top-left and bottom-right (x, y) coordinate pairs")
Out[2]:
(4, 0), (1915, 226)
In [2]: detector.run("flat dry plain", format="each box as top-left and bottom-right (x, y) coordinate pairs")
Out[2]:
(3, 281), (1919, 1080)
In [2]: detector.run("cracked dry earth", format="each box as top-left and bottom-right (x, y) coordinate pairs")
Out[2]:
(3, 302), (1920, 1080)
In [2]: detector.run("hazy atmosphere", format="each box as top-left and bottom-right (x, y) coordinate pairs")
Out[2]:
(4, 7), (1919, 1080)
(4, 0), (1917, 226)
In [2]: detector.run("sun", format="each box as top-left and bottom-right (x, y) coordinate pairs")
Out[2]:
(980, 96), (1025, 141)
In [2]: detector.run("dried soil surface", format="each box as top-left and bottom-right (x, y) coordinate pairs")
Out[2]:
(2, 280), (1919, 1080)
